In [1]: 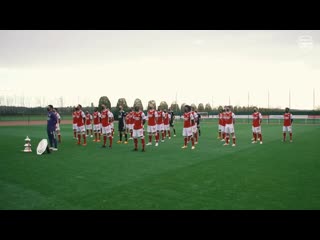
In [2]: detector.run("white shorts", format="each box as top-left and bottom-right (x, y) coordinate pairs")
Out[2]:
(225, 124), (235, 134)
(147, 125), (157, 133)
(110, 123), (114, 129)
(252, 126), (261, 133)
(93, 124), (100, 132)
(77, 125), (86, 133)
(283, 126), (292, 132)
(56, 124), (60, 131)
(86, 124), (92, 130)
(101, 125), (112, 135)
(164, 124), (170, 131)
(182, 127), (193, 137)
(219, 125), (225, 132)
(133, 128), (144, 138)
(73, 124), (77, 130)
(156, 124), (164, 132)
(129, 124), (133, 131)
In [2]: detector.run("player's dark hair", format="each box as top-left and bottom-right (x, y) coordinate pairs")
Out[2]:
(48, 105), (53, 109)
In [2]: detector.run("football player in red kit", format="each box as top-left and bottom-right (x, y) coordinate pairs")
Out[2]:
(283, 107), (293, 142)
(182, 105), (195, 150)
(251, 107), (263, 144)
(132, 106), (147, 152)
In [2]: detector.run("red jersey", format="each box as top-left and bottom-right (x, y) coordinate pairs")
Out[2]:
(101, 109), (112, 127)
(132, 111), (146, 130)
(147, 109), (157, 126)
(75, 110), (85, 127)
(128, 112), (135, 125)
(93, 111), (101, 125)
(72, 111), (77, 124)
(283, 113), (293, 126)
(85, 113), (92, 125)
(157, 111), (164, 124)
(183, 112), (194, 128)
(224, 111), (235, 125)
(163, 112), (171, 125)
(252, 112), (262, 127)
(219, 112), (225, 126)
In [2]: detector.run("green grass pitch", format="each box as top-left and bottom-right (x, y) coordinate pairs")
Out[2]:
(1, 121), (320, 209)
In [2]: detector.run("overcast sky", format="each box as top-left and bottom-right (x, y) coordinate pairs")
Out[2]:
(0, 30), (319, 109)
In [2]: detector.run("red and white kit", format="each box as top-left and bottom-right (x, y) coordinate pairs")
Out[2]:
(163, 112), (171, 131)
(132, 111), (146, 138)
(85, 113), (93, 130)
(182, 112), (194, 137)
(147, 109), (157, 133)
(224, 111), (235, 134)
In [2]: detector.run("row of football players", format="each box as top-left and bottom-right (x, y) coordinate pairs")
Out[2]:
(216, 106), (294, 146)
(71, 104), (201, 151)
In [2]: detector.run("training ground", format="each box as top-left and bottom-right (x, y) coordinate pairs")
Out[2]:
(0, 119), (320, 209)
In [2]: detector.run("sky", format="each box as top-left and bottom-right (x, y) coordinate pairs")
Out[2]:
(0, 30), (319, 110)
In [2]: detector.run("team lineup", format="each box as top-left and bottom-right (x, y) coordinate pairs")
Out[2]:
(46, 104), (294, 152)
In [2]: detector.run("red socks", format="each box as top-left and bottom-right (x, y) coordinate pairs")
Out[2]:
(109, 136), (112, 147)
(134, 138), (138, 149)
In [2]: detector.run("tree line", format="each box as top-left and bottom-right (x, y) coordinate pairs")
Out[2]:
(0, 96), (319, 120)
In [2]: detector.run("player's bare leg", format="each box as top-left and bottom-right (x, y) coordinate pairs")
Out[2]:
(289, 132), (293, 142)
(86, 129), (89, 137)
(168, 130), (171, 139)
(283, 132), (286, 142)
(161, 131), (165, 142)
(90, 129), (93, 137)
(218, 130), (221, 139)
(73, 129), (77, 139)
